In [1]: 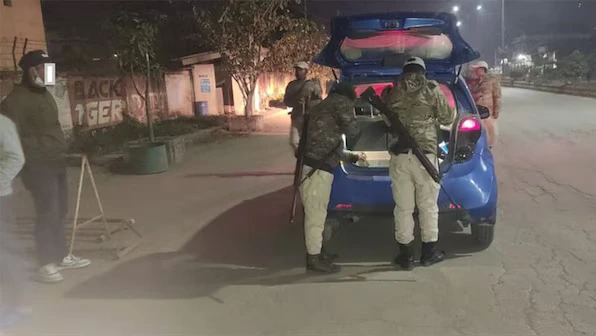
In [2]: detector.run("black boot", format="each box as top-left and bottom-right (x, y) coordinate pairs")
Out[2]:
(420, 242), (446, 267)
(306, 254), (341, 273)
(393, 243), (415, 271)
(320, 246), (339, 262)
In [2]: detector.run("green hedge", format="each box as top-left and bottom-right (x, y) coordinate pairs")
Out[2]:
(70, 115), (226, 156)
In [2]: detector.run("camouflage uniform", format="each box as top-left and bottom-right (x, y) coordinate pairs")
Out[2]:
(385, 72), (455, 245)
(298, 92), (360, 256)
(283, 79), (322, 151)
(466, 74), (502, 147)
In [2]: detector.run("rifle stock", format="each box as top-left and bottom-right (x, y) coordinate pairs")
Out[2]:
(289, 101), (309, 224)
(360, 87), (441, 183)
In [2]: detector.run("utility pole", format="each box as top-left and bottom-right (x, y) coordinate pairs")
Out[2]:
(303, 0), (307, 20)
(501, 0), (505, 49)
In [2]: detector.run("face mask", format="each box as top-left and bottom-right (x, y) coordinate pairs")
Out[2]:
(33, 76), (45, 87)
(28, 67), (46, 88)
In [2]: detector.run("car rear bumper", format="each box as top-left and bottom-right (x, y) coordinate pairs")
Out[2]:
(327, 206), (472, 226)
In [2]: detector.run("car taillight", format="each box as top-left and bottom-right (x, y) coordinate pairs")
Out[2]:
(459, 118), (481, 132)
(454, 116), (482, 163)
(335, 204), (352, 209)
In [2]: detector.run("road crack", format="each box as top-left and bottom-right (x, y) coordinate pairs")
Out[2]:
(524, 285), (540, 336)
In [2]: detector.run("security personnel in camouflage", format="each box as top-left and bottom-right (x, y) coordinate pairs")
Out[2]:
(283, 61), (322, 152)
(385, 57), (455, 270)
(465, 60), (502, 148)
(298, 82), (366, 273)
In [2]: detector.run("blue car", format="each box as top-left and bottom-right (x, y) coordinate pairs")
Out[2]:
(313, 12), (498, 247)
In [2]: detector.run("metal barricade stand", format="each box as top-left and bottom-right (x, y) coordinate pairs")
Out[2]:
(68, 154), (142, 260)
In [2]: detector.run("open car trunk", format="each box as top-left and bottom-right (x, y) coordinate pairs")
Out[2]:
(344, 82), (456, 169)
(312, 12), (478, 172)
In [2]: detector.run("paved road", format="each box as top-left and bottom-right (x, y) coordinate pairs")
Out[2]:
(9, 88), (596, 336)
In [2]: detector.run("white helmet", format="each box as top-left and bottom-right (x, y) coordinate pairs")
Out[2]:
(470, 60), (489, 70)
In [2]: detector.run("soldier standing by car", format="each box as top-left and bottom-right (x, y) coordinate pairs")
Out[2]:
(385, 57), (455, 270)
(283, 61), (322, 152)
(465, 60), (502, 148)
(298, 82), (366, 273)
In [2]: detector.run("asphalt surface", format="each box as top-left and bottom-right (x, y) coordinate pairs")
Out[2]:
(7, 88), (596, 336)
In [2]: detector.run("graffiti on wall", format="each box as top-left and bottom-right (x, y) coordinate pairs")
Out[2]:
(69, 77), (126, 129)
(128, 91), (167, 120)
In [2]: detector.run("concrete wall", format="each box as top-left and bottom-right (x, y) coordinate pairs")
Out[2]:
(68, 75), (168, 129)
(0, 0), (47, 71)
(1, 73), (175, 132)
(191, 64), (218, 115)
(165, 69), (194, 118)
(257, 72), (294, 107)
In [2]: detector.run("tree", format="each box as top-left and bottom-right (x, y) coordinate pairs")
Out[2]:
(194, 0), (295, 117)
(103, 11), (166, 141)
(558, 50), (589, 80)
(265, 19), (333, 85)
(587, 52), (596, 81)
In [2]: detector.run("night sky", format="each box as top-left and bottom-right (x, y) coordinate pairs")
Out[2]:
(41, 0), (596, 65)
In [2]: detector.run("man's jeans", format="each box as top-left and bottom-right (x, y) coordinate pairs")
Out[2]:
(21, 162), (68, 266)
(0, 195), (26, 311)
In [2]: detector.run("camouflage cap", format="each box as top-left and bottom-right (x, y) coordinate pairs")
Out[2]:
(295, 61), (309, 70)
(403, 56), (426, 70)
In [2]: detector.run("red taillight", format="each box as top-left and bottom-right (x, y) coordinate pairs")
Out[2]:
(459, 118), (481, 132)
(335, 204), (352, 209)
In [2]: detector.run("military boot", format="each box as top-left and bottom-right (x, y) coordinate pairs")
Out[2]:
(393, 243), (415, 271)
(320, 246), (339, 262)
(306, 254), (341, 273)
(420, 242), (446, 267)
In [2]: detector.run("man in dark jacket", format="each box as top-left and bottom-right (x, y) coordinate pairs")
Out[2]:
(298, 82), (366, 273)
(0, 50), (90, 283)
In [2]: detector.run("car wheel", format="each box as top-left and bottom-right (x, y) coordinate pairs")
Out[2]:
(471, 223), (495, 248)
(323, 219), (340, 242)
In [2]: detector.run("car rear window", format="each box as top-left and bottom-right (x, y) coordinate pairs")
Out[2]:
(340, 30), (454, 64)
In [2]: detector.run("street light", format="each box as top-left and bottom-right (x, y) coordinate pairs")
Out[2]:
(452, 5), (460, 13)
(456, 21), (462, 27)
(477, 5), (483, 10)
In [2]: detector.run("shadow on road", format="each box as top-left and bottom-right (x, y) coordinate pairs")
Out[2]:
(186, 171), (293, 178)
(66, 186), (487, 300)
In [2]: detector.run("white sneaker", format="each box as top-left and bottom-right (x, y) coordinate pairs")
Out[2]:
(37, 264), (64, 283)
(58, 255), (91, 270)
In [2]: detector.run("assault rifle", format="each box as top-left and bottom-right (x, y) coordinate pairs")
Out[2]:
(289, 100), (309, 225)
(360, 87), (440, 183)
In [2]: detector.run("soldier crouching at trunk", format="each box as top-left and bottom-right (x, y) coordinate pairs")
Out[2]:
(385, 57), (455, 270)
(298, 82), (366, 273)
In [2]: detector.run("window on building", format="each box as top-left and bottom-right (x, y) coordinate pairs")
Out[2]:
(3, 0), (12, 7)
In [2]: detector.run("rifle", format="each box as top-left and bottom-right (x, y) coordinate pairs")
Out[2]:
(360, 87), (441, 183)
(289, 100), (310, 225)
(360, 86), (473, 223)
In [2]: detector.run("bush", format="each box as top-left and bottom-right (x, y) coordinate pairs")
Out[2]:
(510, 68), (527, 80)
(69, 115), (227, 156)
(558, 50), (589, 80)
(528, 68), (541, 81)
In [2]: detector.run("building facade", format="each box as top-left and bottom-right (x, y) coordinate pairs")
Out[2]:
(0, 0), (47, 72)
